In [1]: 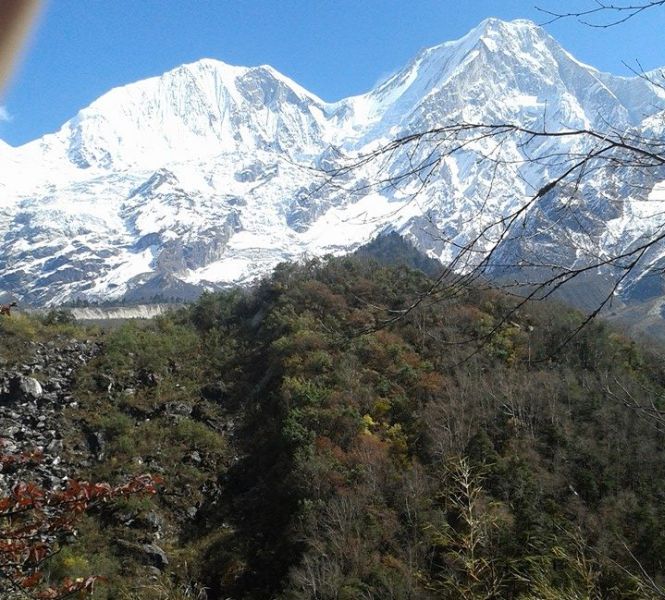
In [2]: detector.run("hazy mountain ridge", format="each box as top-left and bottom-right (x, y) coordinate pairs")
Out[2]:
(1, 18), (664, 307)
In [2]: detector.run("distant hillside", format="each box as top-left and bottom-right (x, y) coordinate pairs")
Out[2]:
(354, 231), (443, 277)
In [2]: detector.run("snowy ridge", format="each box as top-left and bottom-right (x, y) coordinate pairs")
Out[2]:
(0, 18), (664, 307)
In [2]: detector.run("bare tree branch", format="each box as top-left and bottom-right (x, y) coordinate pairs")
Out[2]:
(537, 1), (665, 27)
(320, 121), (664, 355)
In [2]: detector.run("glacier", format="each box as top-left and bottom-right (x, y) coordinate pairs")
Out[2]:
(0, 17), (664, 311)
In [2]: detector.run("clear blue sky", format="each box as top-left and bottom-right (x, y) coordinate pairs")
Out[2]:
(1, 0), (664, 146)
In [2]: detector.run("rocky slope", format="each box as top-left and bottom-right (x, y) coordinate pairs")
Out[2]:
(0, 339), (100, 493)
(0, 18), (664, 312)
(0, 319), (228, 595)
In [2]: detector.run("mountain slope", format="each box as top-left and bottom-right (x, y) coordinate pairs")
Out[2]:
(26, 254), (665, 598)
(0, 18), (664, 307)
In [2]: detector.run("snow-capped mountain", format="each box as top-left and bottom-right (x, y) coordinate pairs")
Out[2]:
(1, 18), (664, 308)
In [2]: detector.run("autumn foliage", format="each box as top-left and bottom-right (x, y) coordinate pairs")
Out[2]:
(0, 461), (161, 599)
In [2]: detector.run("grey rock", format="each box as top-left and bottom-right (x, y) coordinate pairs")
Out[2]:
(184, 450), (202, 466)
(10, 375), (43, 401)
(143, 511), (163, 532)
(165, 401), (192, 416)
(86, 430), (106, 460)
(46, 439), (63, 455)
(0, 419), (20, 439)
(142, 543), (169, 569)
(117, 540), (169, 570)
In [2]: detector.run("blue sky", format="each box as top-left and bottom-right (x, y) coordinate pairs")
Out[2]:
(1, 0), (664, 146)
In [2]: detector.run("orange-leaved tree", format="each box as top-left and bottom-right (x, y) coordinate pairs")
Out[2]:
(0, 446), (161, 599)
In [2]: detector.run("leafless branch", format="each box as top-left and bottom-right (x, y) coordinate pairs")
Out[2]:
(321, 121), (664, 356)
(537, 1), (665, 27)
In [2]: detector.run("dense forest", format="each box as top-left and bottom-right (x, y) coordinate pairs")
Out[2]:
(2, 241), (665, 599)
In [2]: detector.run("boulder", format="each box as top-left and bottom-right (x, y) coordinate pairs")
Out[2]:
(142, 543), (169, 570)
(9, 376), (43, 401)
(165, 401), (192, 416)
(86, 430), (106, 461)
(46, 439), (63, 455)
(117, 540), (169, 570)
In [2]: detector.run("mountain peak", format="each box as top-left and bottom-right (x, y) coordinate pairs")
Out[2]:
(476, 17), (539, 31)
(441, 17), (552, 56)
(28, 54), (332, 170)
(170, 58), (325, 105)
(347, 18), (566, 137)
(466, 17), (544, 40)
(405, 18), (554, 78)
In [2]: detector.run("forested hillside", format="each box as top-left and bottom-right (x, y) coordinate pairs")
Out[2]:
(3, 254), (665, 599)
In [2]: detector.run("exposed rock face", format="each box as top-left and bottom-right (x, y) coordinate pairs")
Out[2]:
(28, 304), (180, 321)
